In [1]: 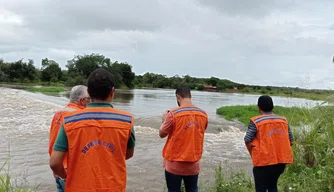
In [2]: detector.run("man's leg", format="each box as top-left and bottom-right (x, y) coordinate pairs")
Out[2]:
(253, 166), (268, 192)
(165, 170), (183, 192)
(267, 164), (286, 192)
(55, 177), (65, 192)
(183, 174), (199, 192)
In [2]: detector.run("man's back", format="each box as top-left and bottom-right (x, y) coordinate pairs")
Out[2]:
(159, 86), (208, 192)
(244, 95), (294, 192)
(250, 114), (293, 166)
(62, 104), (134, 192)
(163, 104), (208, 162)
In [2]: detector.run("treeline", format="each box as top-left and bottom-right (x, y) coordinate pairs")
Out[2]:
(0, 54), (135, 89)
(0, 53), (333, 95)
(134, 73), (334, 96)
(134, 73), (241, 90)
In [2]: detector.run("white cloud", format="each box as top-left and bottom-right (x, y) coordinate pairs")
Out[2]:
(0, 0), (333, 89)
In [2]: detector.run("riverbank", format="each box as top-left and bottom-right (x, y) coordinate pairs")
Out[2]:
(216, 105), (316, 127)
(215, 105), (334, 191)
(225, 89), (332, 101)
(1, 82), (332, 101)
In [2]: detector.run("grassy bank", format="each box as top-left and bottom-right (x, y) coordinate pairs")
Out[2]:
(0, 82), (65, 87)
(216, 105), (314, 127)
(213, 105), (334, 191)
(0, 161), (39, 192)
(232, 89), (331, 101)
(24, 87), (66, 93)
(1, 81), (333, 101)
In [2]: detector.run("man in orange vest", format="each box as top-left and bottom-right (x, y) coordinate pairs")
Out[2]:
(159, 86), (208, 192)
(244, 95), (294, 192)
(48, 85), (90, 192)
(49, 68), (135, 192)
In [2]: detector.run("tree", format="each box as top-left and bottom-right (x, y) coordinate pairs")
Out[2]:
(207, 77), (220, 86)
(0, 59), (9, 82)
(25, 59), (38, 81)
(66, 53), (111, 79)
(5, 59), (38, 82)
(108, 61), (135, 88)
(41, 58), (62, 82)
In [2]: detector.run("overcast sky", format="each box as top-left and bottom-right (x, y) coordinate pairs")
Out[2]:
(0, 0), (333, 89)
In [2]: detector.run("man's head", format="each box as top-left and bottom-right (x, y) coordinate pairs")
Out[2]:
(175, 86), (191, 106)
(87, 68), (115, 102)
(69, 85), (90, 107)
(257, 95), (274, 113)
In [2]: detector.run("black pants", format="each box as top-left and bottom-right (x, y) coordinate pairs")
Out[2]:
(165, 170), (198, 192)
(253, 164), (286, 192)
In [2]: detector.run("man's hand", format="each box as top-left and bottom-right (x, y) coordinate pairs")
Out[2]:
(161, 110), (169, 123)
(245, 142), (253, 157)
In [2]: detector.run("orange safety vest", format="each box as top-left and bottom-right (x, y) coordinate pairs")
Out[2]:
(250, 114), (294, 167)
(62, 107), (134, 192)
(49, 103), (84, 168)
(162, 105), (208, 162)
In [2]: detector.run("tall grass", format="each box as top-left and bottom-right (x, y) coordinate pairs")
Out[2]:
(213, 104), (334, 192)
(0, 161), (39, 192)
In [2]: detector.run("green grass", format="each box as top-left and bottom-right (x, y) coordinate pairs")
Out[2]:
(213, 104), (334, 191)
(0, 82), (65, 87)
(216, 105), (315, 127)
(24, 87), (66, 93)
(235, 90), (331, 101)
(0, 161), (40, 192)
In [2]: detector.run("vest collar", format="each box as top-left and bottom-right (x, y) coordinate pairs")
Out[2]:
(86, 102), (114, 108)
(66, 103), (85, 110)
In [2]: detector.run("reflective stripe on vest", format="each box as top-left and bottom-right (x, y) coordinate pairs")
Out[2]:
(250, 114), (293, 167)
(162, 106), (208, 162)
(62, 108), (133, 192)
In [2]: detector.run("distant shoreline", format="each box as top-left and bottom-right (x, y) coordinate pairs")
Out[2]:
(0, 82), (331, 102)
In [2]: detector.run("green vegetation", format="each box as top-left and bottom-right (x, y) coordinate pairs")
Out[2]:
(213, 105), (334, 191)
(207, 166), (254, 192)
(216, 105), (314, 127)
(24, 87), (66, 93)
(0, 161), (39, 192)
(1, 53), (333, 100)
(0, 54), (135, 89)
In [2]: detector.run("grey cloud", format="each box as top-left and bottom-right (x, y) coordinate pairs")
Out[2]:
(195, 0), (297, 17)
(0, 0), (334, 89)
(330, 24), (334, 30)
(5, 1), (170, 38)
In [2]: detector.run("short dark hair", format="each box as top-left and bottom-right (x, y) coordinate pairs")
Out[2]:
(175, 86), (191, 98)
(87, 68), (115, 100)
(257, 95), (274, 112)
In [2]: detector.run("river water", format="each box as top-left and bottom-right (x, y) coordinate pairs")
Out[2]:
(0, 87), (322, 191)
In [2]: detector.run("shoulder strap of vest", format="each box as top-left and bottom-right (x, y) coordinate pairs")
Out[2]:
(251, 114), (287, 124)
(170, 106), (206, 115)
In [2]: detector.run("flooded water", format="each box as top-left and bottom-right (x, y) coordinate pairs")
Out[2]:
(0, 86), (322, 191)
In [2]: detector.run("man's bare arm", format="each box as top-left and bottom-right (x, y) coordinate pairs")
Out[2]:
(126, 148), (134, 160)
(159, 129), (168, 138)
(50, 150), (67, 178)
(159, 111), (173, 138)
